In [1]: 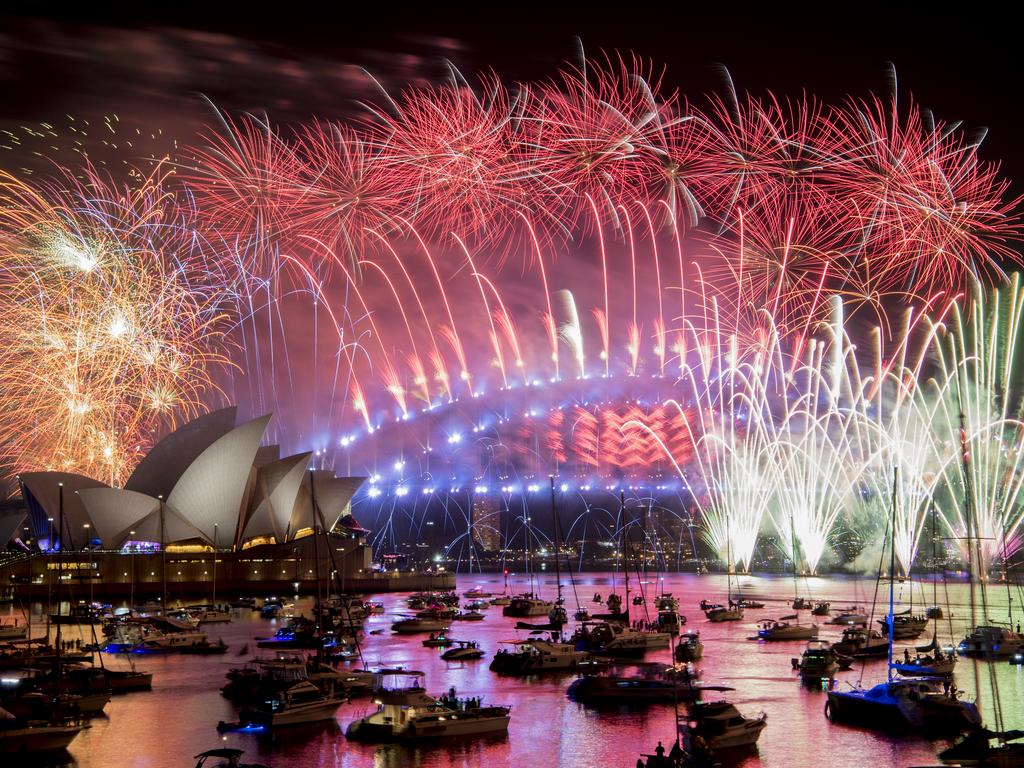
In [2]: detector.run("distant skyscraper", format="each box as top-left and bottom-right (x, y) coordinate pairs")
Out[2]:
(471, 495), (502, 552)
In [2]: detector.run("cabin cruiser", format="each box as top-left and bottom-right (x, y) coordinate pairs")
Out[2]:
(878, 613), (928, 639)
(756, 617), (819, 641)
(681, 700), (767, 751)
(567, 668), (717, 705)
(571, 622), (671, 656)
(792, 597), (813, 610)
(832, 626), (888, 658)
(957, 625), (1024, 658)
(655, 594), (681, 612)
(828, 607), (868, 626)
(451, 611), (485, 622)
(592, 593), (628, 622)
(703, 603), (743, 623)
(422, 633), (454, 648)
(49, 603), (105, 625)
(938, 726), (1024, 766)
(490, 639), (589, 674)
(242, 679), (344, 727)
(185, 604), (233, 624)
(826, 677), (981, 734)
(0, 706), (85, 754)
(463, 587), (494, 599)
(346, 671), (510, 741)
(0, 624), (26, 641)
(811, 602), (831, 616)
(793, 641), (842, 680)
(193, 748), (268, 768)
(656, 610), (685, 635)
(502, 594), (553, 618)
(441, 641), (485, 661)
(736, 598), (765, 609)
(489, 595), (512, 606)
(890, 647), (957, 677)
(103, 621), (213, 654)
(391, 617), (450, 634)
(675, 631), (704, 662)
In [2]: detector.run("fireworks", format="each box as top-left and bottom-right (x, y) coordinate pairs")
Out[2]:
(0, 163), (229, 486)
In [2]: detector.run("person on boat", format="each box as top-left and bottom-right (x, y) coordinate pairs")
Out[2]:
(904, 648), (911, 663)
(655, 742), (665, 759)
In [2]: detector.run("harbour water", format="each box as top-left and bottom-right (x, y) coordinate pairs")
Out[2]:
(6, 572), (1022, 767)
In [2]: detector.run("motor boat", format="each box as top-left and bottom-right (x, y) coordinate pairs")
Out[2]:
(185, 604), (233, 624)
(878, 613), (928, 639)
(681, 700), (767, 751)
(938, 726), (1024, 766)
(391, 617), (450, 634)
(193, 748), (268, 768)
(890, 648), (957, 677)
(463, 600), (490, 611)
(925, 605), (944, 620)
(0, 624), (27, 641)
(441, 641), (485, 661)
(811, 602), (831, 616)
(346, 670), (510, 741)
(825, 677), (981, 734)
(489, 595), (511, 606)
(463, 587), (494, 599)
(451, 611), (485, 622)
(828, 607), (868, 625)
(103, 621), (214, 654)
(704, 604), (743, 623)
(736, 599), (765, 610)
(567, 670), (724, 705)
(490, 639), (589, 674)
(241, 679), (344, 727)
(655, 594), (680, 612)
(571, 622), (671, 656)
(415, 606), (458, 620)
(675, 631), (704, 662)
(573, 608), (591, 622)
(632, 595), (645, 606)
(656, 610), (685, 635)
(832, 627), (888, 658)
(958, 625), (1024, 658)
(793, 641), (840, 681)
(49, 603), (105, 625)
(756, 617), (819, 641)
(502, 594), (553, 618)
(422, 633), (454, 648)
(792, 597), (813, 610)
(0, 706), (85, 754)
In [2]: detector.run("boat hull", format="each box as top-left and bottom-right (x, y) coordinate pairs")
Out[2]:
(0, 724), (84, 754)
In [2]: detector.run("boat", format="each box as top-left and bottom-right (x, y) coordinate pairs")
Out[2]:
(0, 707), (85, 754)
(811, 602), (831, 616)
(463, 600), (489, 611)
(656, 610), (685, 635)
(655, 594), (681, 612)
(102, 668), (154, 692)
(890, 648), (957, 677)
(957, 625), (1024, 658)
(451, 611), (485, 622)
(938, 726), (1024, 766)
(755, 616), (819, 641)
(571, 621), (671, 656)
(566, 670), (726, 705)
(489, 596), (511, 607)
(704, 604), (743, 623)
(675, 631), (704, 662)
(241, 679), (344, 727)
(736, 599), (764, 610)
(826, 467), (981, 736)
(0, 624), (27, 642)
(502, 594), (553, 618)
(792, 597), (813, 610)
(832, 626), (889, 658)
(49, 603), (104, 625)
(391, 617), (450, 634)
(463, 587), (494, 599)
(681, 700), (767, 751)
(793, 641), (840, 681)
(422, 633), (454, 648)
(878, 611), (928, 639)
(828, 607), (868, 625)
(490, 639), (589, 674)
(193, 748), (269, 768)
(184, 604), (233, 624)
(440, 641), (484, 661)
(346, 670), (510, 741)
(178, 639), (229, 655)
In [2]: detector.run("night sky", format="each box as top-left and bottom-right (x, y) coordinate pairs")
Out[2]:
(2, 10), (1022, 185)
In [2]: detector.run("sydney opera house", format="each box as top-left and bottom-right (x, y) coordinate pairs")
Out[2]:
(1, 408), (452, 598)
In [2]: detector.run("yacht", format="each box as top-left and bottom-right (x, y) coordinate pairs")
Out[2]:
(826, 677), (981, 734)
(571, 622), (671, 656)
(0, 708), (85, 754)
(704, 604), (744, 623)
(793, 641), (840, 681)
(185, 604), (233, 624)
(832, 626), (888, 658)
(0, 624), (27, 641)
(346, 671), (510, 741)
(890, 648), (957, 677)
(656, 609), (684, 635)
(490, 639), (589, 674)
(243, 679), (344, 727)
(567, 671), (715, 705)
(811, 602), (831, 616)
(103, 622), (213, 653)
(878, 613), (928, 639)
(441, 641), (485, 661)
(463, 587), (494, 599)
(756, 617), (819, 641)
(422, 633), (454, 648)
(655, 594), (680, 612)
(502, 594), (553, 618)
(957, 625), (1024, 658)
(682, 700), (767, 751)
(391, 617), (450, 634)
(828, 607), (868, 625)
(736, 598), (765, 609)
(792, 597), (813, 610)
(675, 631), (704, 662)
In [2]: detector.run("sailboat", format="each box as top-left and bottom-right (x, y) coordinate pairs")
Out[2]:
(704, 531), (743, 622)
(825, 468), (980, 734)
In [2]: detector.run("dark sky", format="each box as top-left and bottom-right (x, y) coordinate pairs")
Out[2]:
(0, 9), (1021, 185)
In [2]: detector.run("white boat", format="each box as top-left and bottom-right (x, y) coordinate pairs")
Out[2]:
(463, 587), (494, 599)
(244, 680), (344, 726)
(958, 625), (1024, 658)
(186, 605), (233, 624)
(0, 708), (85, 754)
(675, 631), (704, 662)
(502, 594), (552, 617)
(572, 622), (671, 655)
(683, 700), (767, 751)
(104, 622), (212, 653)
(489, 596), (511, 606)
(756, 617), (819, 641)
(346, 670), (510, 741)
(828, 607), (868, 625)
(794, 641), (839, 680)
(391, 617), (450, 634)
(490, 640), (589, 674)
(0, 624), (27, 641)
(441, 641), (485, 661)
(704, 604), (744, 623)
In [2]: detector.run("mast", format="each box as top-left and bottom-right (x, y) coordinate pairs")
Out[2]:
(158, 494), (167, 608)
(212, 523), (218, 606)
(887, 467), (897, 684)
(790, 509), (799, 603)
(549, 477), (563, 609)
(620, 490), (630, 613)
(931, 500), (938, 608)
(310, 470), (324, 663)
